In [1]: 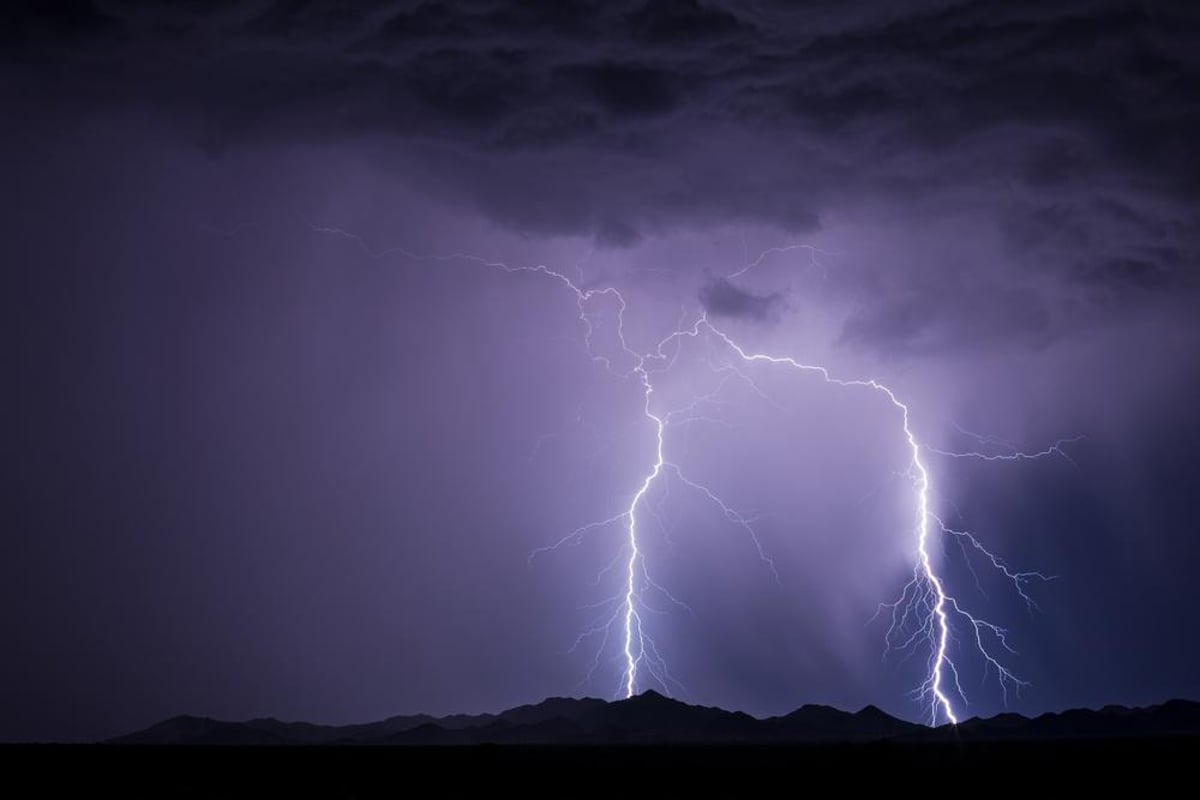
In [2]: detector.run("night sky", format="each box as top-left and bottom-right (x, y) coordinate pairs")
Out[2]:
(4, 1), (1200, 742)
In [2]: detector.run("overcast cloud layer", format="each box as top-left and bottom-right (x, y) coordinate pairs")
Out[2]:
(6, 0), (1200, 352)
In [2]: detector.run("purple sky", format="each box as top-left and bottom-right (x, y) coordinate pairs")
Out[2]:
(3, 0), (1200, 741)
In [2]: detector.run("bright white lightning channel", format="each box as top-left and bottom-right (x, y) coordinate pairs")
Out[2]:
(307, 222), (1074, 725)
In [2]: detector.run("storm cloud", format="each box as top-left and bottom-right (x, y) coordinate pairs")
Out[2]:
(4, 0), (1198, 357)
(700, 276), (783, 321)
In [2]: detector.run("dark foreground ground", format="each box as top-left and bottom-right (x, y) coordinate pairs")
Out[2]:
(3, 739), (1198, 794)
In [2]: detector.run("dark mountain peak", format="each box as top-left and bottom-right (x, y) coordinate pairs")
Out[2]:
(772, 701), (916, 741)
(538, 694), (586, 705)
(498, 695), (606, 725)
(580, 691), (760, 743)
(520, 694), (601, 711)
(953, 710), (1039, 737)
(920, 698), (1200, 741)
(608, 689), (698, 717)
(164, 714), (209, 724)
(854, 704), (903, 724)
(780, 703), (846, 721)
(246, 716), (282, 725)
(120, 714), (215, 736)
(110, 714), (286, 745)
(1156, 699), (1200, 713)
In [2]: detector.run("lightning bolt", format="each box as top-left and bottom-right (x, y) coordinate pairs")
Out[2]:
(726, 240), (840, 280)
(300, 221), (1076, 724)
(621, 360), (664, 697)
(696, 322), (968, 721)
(929, 424), (1086, 466)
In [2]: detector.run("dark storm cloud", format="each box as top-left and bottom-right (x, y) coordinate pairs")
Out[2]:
(839, 283), (1055, 354)
(3, 0), (1198, 350)
(699, 277), (783, 322)
(561, 63), (681, 118)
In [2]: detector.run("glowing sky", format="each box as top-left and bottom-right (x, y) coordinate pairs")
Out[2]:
(3, 0), (1199, 741)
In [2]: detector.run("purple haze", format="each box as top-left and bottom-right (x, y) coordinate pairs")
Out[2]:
(3, 1), (1200, 741)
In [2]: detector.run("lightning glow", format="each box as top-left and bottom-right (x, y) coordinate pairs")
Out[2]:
(304, 221), (1076, 725)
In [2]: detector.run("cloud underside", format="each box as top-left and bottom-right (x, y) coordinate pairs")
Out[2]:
(700, 277), (783, 321)
(5, 0), (1198, 352)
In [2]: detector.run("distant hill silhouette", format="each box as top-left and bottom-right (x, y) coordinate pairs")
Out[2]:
(109, 692), (1200, 746)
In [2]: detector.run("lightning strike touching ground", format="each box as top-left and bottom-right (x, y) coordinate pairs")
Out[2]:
(307, 222), (1074, 724)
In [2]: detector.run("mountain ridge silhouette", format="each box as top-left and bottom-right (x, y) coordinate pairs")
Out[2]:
(109, 692), (1200, 746)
